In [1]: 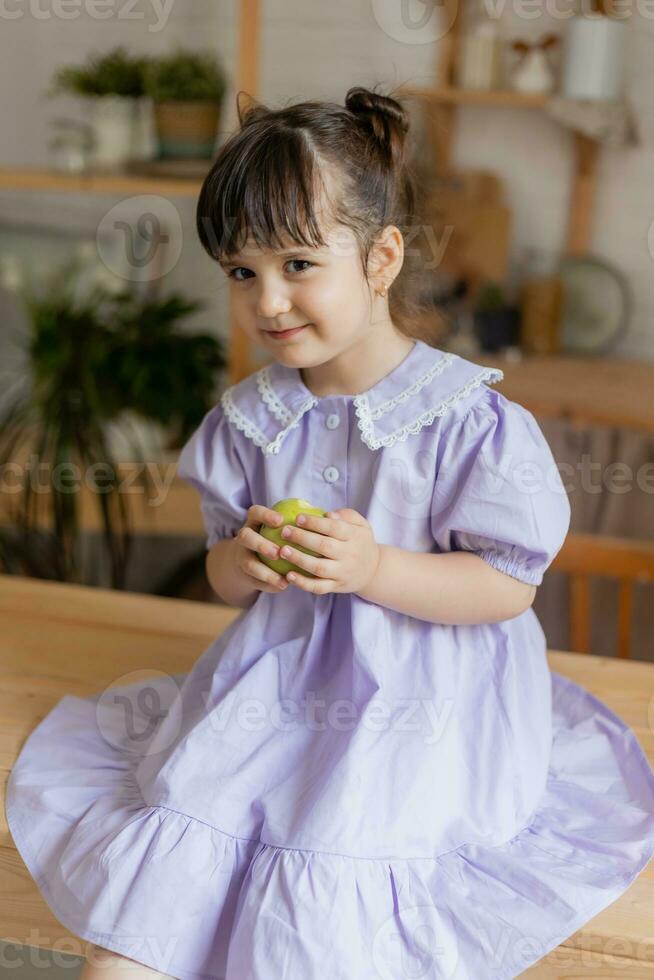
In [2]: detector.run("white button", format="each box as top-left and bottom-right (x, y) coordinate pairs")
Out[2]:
(326, 413), (340, 429)
(323, 466), (339, 483)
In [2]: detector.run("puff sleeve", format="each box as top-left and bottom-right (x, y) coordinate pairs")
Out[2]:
(176, 402), (252, 550)
(430, 389), (571, 586)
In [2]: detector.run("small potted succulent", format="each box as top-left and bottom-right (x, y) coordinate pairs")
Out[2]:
(143, 48), (227, 159)
(50, 47), (151, 168)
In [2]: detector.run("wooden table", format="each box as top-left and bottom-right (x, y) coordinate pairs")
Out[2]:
(1, 575), (653, 976)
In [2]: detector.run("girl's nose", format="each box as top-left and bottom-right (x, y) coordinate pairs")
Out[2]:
(256, 283), (292, 319)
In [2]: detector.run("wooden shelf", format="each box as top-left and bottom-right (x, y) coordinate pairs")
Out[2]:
(399, 84), (550, 108)
(0, 166), (203, 197)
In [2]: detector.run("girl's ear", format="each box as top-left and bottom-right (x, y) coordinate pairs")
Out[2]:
(367, 224), (404, 293)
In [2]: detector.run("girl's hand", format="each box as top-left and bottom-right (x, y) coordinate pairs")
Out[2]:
(278, 508), (381, 595)
(232, 504), (290, 594)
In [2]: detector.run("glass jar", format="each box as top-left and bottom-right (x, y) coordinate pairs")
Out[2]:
(455, 0), (503, 90)
(48, 118), (94, 174)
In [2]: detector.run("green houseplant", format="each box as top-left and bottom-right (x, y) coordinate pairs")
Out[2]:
(50, 48), (151, 168)
(51, 47), (148, 98)
(143, 48), (227, 159)
(0, 257), (225, 588)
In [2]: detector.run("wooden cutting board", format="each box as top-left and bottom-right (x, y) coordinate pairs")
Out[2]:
(423, 168), (512, 294)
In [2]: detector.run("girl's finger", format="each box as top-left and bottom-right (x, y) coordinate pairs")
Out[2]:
(246, 504), (284, 529)
(281, 524), (339, 557)
(238, 525), (281, 560)
(286, 570), (335, 594)
(242, 555), (288, 591)
(294, 512), (351, 540)
(278, 542), (336, 580)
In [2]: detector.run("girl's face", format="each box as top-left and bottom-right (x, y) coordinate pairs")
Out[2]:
(218, 221), (388, 368)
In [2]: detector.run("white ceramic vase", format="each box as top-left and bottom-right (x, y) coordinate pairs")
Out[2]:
(560, 16), (626, 101)
(89, 95), (138, 169)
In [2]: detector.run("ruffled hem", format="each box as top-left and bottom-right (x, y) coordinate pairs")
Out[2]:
(5, 670), (654, 980)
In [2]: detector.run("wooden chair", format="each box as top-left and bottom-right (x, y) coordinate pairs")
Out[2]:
(550, 531), (654, 660)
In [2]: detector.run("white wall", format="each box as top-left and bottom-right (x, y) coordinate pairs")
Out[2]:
(0, 0), (652, 361)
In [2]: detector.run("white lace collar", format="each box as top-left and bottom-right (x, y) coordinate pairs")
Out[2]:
(220, 339), (504, 456)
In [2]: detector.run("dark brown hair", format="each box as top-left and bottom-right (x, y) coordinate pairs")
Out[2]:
(196, 84), (427, 334)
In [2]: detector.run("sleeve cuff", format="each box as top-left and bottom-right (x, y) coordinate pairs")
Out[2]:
(476, 548), (544, 586)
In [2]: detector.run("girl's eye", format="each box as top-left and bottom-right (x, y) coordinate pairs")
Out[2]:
(287, 259), (313, 274)
(227, 259), (313, 282)
(227, 267), (251, 282)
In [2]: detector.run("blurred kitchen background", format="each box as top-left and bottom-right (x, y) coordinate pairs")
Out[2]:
(1, 0), (653, 668)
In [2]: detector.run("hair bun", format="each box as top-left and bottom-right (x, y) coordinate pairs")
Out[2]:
(345, 86), (410, 156)
(236, 90), (270, 129)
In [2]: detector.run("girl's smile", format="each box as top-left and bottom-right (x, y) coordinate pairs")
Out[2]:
(264, 323), (311, 341)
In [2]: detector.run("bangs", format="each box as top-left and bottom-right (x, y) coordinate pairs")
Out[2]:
(196, 127), (336, 263)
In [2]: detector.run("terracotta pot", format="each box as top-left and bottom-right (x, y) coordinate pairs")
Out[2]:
(152, 101), (221, 159)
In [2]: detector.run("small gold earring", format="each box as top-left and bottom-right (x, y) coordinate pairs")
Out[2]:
(378, 282), (388, 298)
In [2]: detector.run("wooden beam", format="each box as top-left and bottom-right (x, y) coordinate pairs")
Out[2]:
(436, 0), (462, 88)
(566, 132), (600, 256)
(229, 0), (262, 387)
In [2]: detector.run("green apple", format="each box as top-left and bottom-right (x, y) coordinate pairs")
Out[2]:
(257, 497), (328, 578)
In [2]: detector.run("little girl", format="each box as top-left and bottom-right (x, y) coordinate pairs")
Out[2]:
(6, 86), (654, 980)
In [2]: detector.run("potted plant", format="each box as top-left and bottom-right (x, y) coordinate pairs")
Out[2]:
(143, 48), (227, 159)
(472, 280), (521, 353)
(101, 287), (227, 453)
(0, 255), (226, 588)
(50, 47), (151, 169)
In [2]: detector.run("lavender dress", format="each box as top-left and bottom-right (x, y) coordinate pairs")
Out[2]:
(6, 339), (654, 980)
